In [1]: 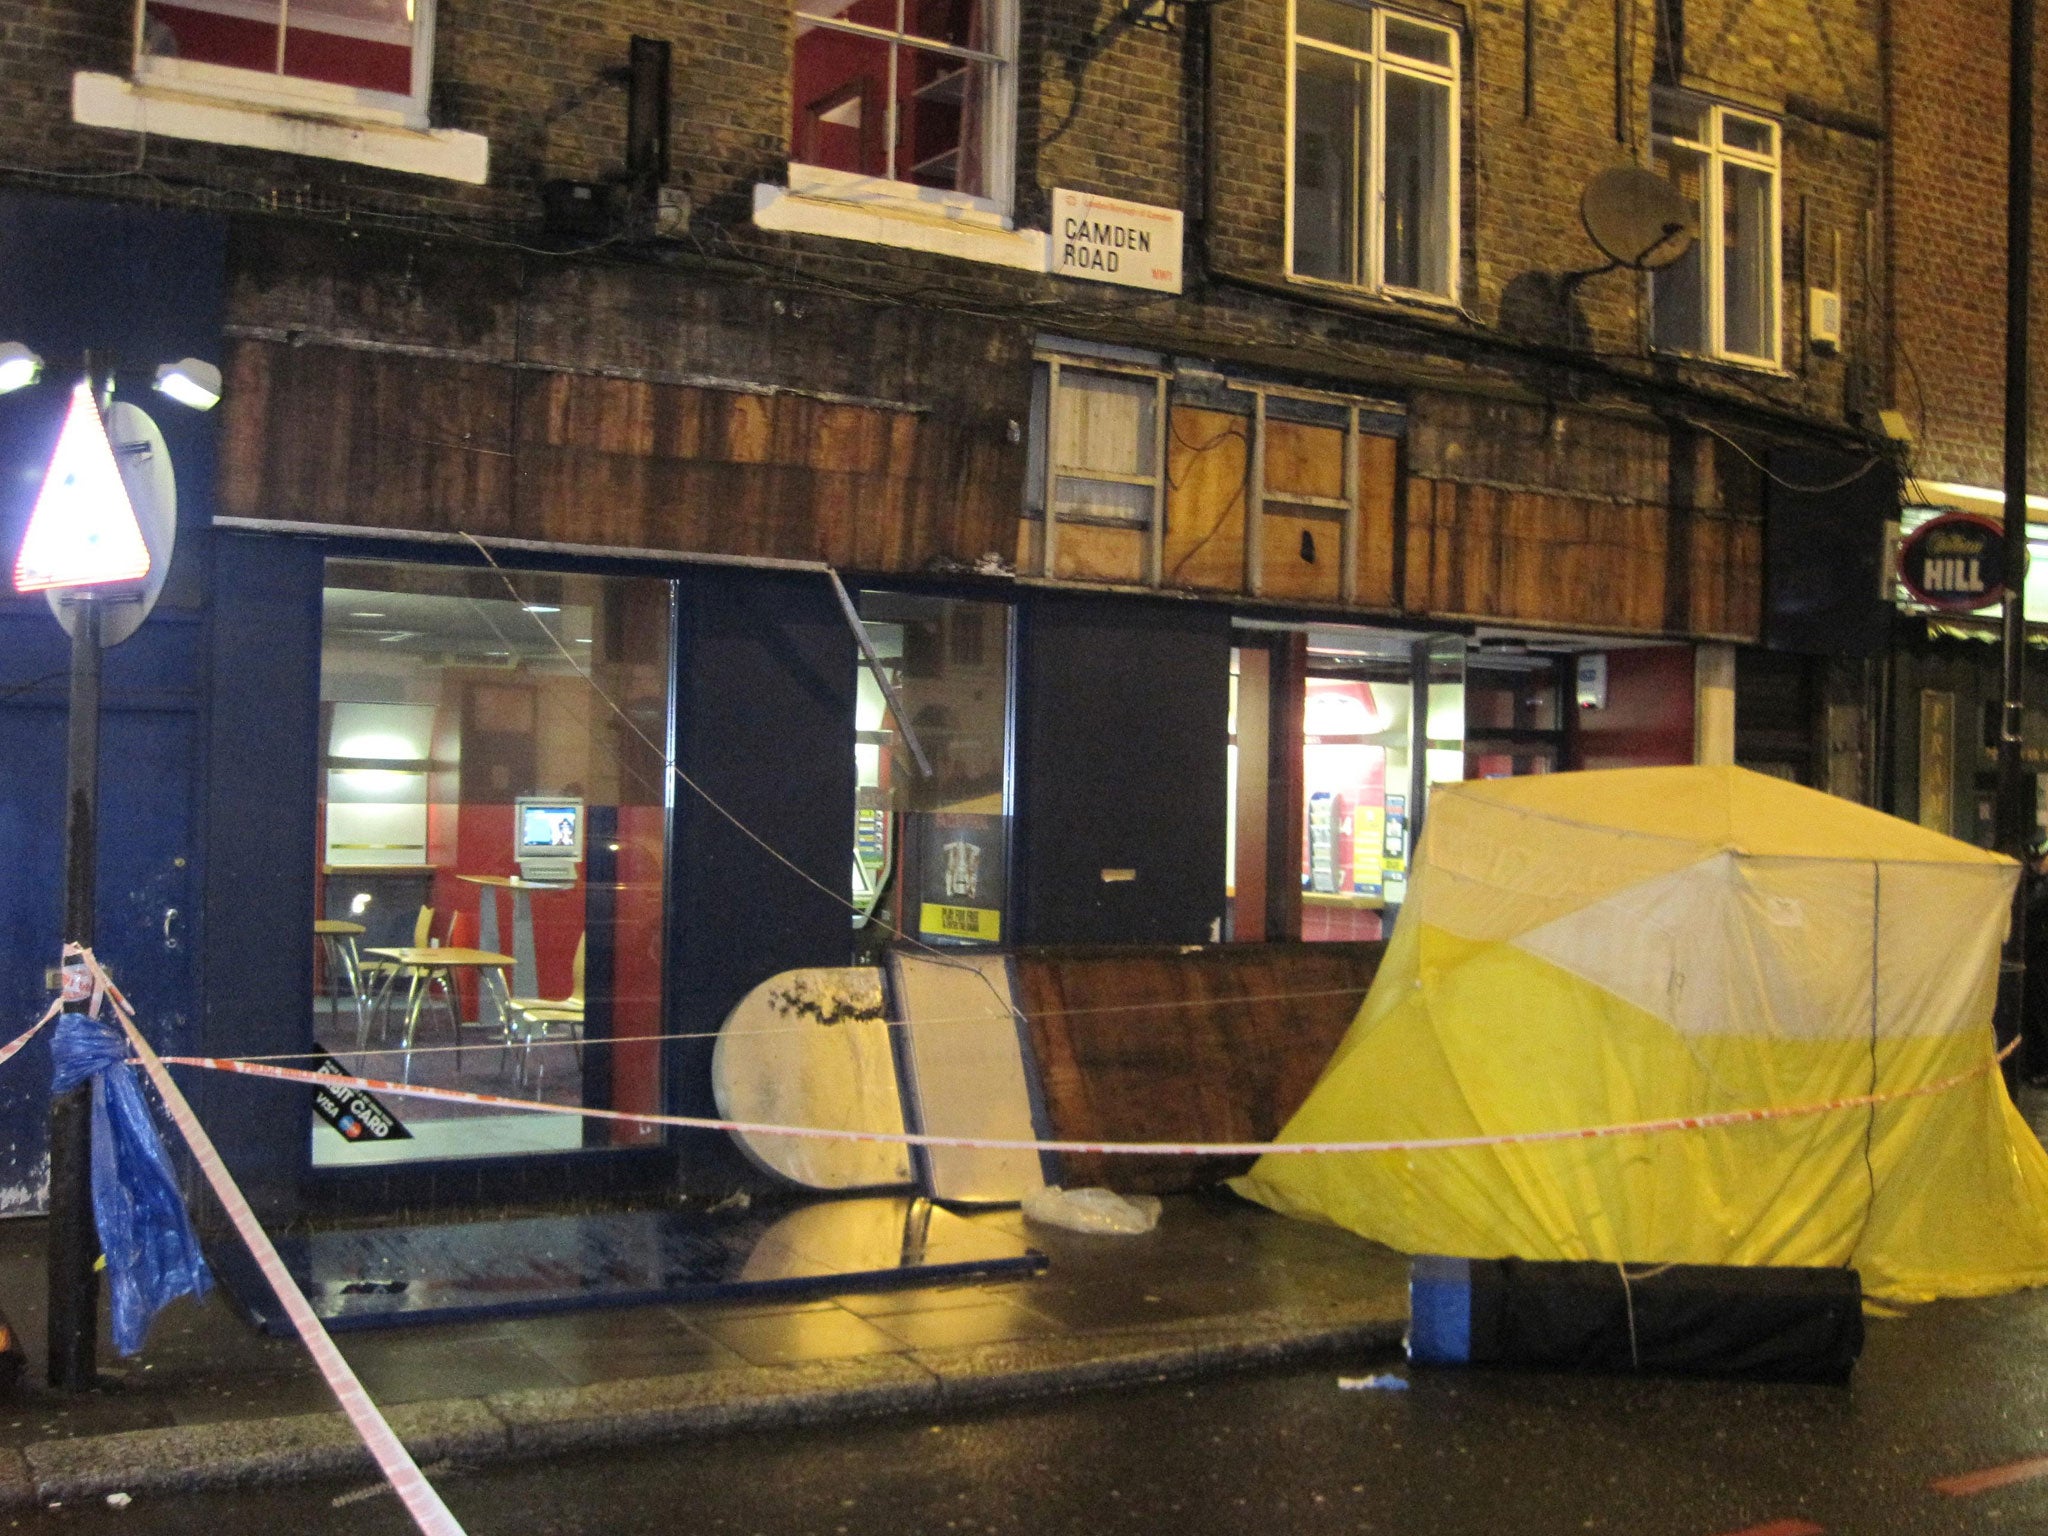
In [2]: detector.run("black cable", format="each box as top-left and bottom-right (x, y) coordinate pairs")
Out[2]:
(1679, 415), (1885, 494)
(0, 671), (67, 703)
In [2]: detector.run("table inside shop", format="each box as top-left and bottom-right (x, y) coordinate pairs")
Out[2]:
(457, 873), (573, 1003)
(358, 946), (515, 1082)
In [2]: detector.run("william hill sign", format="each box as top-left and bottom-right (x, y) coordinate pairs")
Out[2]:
(1898, 512), (2010, 612)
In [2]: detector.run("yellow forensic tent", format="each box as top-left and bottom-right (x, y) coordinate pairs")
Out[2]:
(1236, 764), (2048, 1304)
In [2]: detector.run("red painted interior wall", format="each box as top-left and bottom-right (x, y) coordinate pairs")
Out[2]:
(146, 2), (411, 93)
(1576, 645), (1697, 769)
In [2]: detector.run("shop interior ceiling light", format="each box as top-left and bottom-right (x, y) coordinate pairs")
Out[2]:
(0, 342), (41, 395)
(152, 357), (221, 411)
(13, 380), (152, 593)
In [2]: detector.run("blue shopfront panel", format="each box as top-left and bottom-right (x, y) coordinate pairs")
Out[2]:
(0, 610), (204, 1211)
(0, 189), (223, 1213)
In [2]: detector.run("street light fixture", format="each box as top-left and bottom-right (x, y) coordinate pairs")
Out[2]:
(3, 344), (218, 1390)
(152, 358), (221, 412)
(0, 343), (42, 396)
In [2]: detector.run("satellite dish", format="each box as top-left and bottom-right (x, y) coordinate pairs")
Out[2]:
(1581, 165), (1697, 270)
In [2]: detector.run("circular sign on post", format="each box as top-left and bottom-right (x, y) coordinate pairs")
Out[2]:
(46, 401), (176, 647)
(1898, 512), (2010, 612)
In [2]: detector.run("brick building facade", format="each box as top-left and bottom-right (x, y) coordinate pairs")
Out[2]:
(0, 0), (1911, 1213)
(1882, 0), (2047, 845)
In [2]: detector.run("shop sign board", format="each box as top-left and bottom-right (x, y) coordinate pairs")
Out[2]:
(1048, 188), (1184, 293)
(1897, 512), (2010, 612)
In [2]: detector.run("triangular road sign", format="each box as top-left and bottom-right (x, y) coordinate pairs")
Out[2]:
(13, 381), (153, 593)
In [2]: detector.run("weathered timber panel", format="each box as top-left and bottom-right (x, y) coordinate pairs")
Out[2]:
(221, 339), (1020, 573)
(1051, 522), (1147, 585)
(220, 337), (516, 534)
(1408, 393), (1671, 505)
(1356, 433), (1399, 608)
(1264, 418), (1345, 501)
(1163, 406), (1249, 592)
(1400, 476), (1760, 636)
(1696, 510), (1765, 640)
(1013, 941), (1382, 1193)
(1259, 509), (1344, 602)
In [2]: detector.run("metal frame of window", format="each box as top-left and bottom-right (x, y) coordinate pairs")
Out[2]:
(1028, 352), (1171, 586)
(1247, 385), (1369, 601)
(1650, 94), (1782, 367)
(132, 0), (438, 129)
(1284, 0), (1461, 303)
(792, 0), (1018, 214)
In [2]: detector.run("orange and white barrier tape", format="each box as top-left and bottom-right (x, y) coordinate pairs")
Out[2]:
(0, 998), (62, 1074)
(68, 950), (466, 1536)
(165, 1036), (2020, 1160)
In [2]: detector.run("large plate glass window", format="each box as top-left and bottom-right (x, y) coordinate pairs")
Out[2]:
(793, 0), (1013, 203)
(851, 592), (1014, 957)
(1289, 1), (1459, 301)
(314, 561), (672, 1167)
(1650, 93), (1781, 366)
(137, 0), (437, 126)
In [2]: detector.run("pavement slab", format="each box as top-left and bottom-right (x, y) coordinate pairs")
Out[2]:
(0, 1189), (1413, 1501)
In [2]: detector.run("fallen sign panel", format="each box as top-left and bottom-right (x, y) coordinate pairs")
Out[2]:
(1407, 1255), (1864, 1385)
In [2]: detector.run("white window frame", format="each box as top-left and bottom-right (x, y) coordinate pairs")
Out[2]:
(73, 0), (485, 183)
(1284, 0), (1461, 304)
(1026, 349), (1171, 586)
(130, 0), (438, 130)
(1650, 94), (1783, 368)
(789, 0), (1019, 220)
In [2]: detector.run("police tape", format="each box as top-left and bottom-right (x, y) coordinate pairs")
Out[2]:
(66, 949), (467, 1536)
(162, 1036), (2023, 1160)
(0, 1000), (61, 1073)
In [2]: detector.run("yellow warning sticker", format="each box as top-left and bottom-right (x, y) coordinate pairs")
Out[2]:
(920, 903), (1002, 942)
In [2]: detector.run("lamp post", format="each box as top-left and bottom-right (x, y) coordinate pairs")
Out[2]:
(1994, 0), (2036, 1087)
(6, 347), (217, 1389)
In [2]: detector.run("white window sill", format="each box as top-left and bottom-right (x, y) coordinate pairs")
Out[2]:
(1652, 346), (1792, 379)
(72, 71), (489, 185)
(1285, 270), (1463, 313)
(753, 181), (1048, 273)
(787, 163), (1010, 226)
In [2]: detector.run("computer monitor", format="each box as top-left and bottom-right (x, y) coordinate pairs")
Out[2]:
(514, 797), (584, 882)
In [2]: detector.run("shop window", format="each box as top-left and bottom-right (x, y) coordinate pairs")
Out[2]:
(1023, 352), (1169, 585)
(1227, 629), (1464, 944)
(1464, 655), (1570, 777)
(1650, 92), (1781, 367)
(137, 0), (434, 124)
(793, 0), (1014, 206)
(1289, 0), (1460, 301)
(314, 561), (672, 1167)
(852, 592), (1013, 958)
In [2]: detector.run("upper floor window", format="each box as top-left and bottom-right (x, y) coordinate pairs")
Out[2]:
(1288, 1), (1459, 302)
(1650, 93), (1781, 366)
(138, 0), (435, 126)
(792, 0), (1014, 208)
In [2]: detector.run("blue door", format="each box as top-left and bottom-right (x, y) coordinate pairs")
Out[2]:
(0, 609), (201, 1214)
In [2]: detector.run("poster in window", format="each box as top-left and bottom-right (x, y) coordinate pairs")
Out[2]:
(917, 812), (1005, 944)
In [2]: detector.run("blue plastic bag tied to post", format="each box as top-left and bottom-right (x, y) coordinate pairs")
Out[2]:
(50, 1013), (211, 1356)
